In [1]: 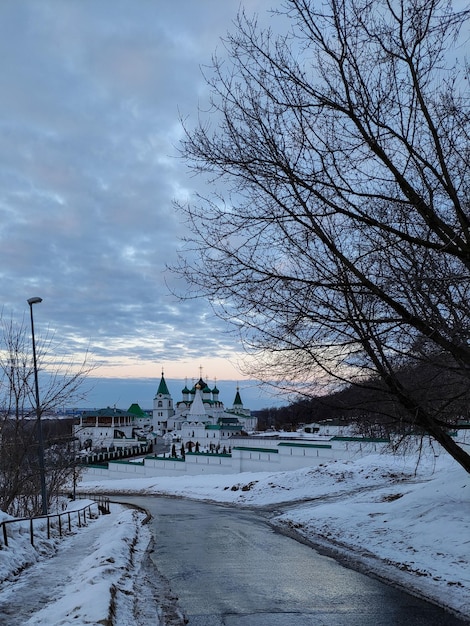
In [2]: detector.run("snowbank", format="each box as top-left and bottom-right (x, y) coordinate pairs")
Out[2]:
(80, 448), (470, 619)
(0, 447), (468, 622)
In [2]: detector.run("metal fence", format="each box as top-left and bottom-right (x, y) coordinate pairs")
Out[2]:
(0, 496), (110, 548)
(78, 442), (152, 465)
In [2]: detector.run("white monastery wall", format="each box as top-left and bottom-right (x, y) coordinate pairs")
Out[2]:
(82, 437), (389, 480)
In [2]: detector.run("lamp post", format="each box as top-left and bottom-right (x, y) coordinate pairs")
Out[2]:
(27, 296), (48, 515)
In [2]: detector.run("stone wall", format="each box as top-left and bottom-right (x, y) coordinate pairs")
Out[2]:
(82, 436), (389, 480)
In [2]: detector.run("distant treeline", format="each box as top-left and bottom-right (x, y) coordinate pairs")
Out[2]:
(254, 358), (470, 437)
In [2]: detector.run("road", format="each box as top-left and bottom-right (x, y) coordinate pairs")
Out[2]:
(115, 496), (466, 626)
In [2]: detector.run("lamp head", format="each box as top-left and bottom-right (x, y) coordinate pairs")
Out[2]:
(27, 297), (43, 305)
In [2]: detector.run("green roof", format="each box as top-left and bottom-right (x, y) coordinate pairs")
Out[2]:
(157, 374), (170, 396)
(127, 403), (149, 419)
(81, 407), (135, 418)
(217, 417), (240, 425)
(233, 389), (243, 405)
(278, 442), (332, 449)
(331, 436), (390, 443)
(233, 446), (278, 453)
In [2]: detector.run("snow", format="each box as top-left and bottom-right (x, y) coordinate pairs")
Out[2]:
(0, 445), (468, 624)
(0, 500), (156, 625)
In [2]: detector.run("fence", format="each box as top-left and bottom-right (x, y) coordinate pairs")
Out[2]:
(78, 442), (151, 465)
(0, 496), (110, 549)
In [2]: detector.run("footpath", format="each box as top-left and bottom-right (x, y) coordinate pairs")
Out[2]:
(0, 504), (183, 626)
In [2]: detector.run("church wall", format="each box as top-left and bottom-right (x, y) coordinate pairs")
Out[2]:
(74, 425), (137, 450)
(235, 447), (280, 472)
(229, 436), (280, 450)
(183, 453), (235, 474)
(105, 460), (147, 476)
(273, 442), (365, 470)
(142, 457), (187, 476)
(82, 437), (389, 479)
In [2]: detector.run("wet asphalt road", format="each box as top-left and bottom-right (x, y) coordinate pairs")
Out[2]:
(114, 496), (467, 626)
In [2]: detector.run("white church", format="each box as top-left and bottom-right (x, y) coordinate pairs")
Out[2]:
(77, 373), (395, 480)
(153, 372), (257, 449)
(73, 371), (256, 452)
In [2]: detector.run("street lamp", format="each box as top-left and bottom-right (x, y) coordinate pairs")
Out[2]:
(27, 296), (48, 515)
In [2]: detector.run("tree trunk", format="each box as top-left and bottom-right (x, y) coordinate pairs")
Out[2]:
(423, 420), (470, 474)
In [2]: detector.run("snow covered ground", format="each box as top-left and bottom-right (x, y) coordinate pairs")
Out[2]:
(0, 501), (164, 625)
(0, 443), (468, 624)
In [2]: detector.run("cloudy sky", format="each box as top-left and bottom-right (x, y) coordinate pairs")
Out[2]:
(0, 0), (285, 410)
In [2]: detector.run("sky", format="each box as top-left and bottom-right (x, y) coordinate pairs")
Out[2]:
(0, 0), (288, 410)
(79, 373), (282, 413)
(0, 444), (468, 623)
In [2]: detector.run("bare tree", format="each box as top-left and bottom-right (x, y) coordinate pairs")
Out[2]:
(0, 315), (93, 516)
(176, 0), (470, 472)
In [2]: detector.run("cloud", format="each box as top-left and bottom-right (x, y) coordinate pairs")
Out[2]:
(0, 0), (285, 410)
